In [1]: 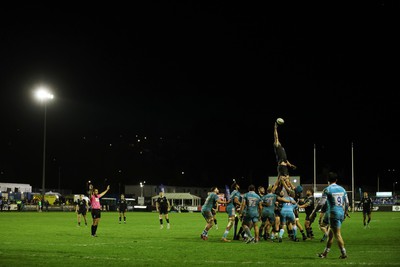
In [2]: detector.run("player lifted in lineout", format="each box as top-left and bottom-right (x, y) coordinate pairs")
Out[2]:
(273, 119), (297, 196)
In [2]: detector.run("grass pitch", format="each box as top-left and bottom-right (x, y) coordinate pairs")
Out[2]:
(0, 211), (399, 266)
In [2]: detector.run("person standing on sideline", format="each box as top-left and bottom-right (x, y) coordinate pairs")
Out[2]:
(75, 194), (89, 227)
(156, 191), (171, 229)
(358, 191), (373, 228)
(89, 184), (110, 237)
(310, 172), (349, 259)
(200, 187), (228, 240)
(117, 194), (128, 224)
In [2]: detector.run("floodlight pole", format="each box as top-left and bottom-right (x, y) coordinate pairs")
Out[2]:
(41, 101), (48, 200)
(351, 142), (355, 213)
(35, 88), (54, 202)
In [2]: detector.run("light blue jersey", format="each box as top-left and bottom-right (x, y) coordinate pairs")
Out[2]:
(243, 191), (261, 221)
(323, 184), (348, 218)
(319, 183), (349, 228)
(261, 193), (277, 221)
(226, 190), (241, 217)
(280, 196), (297, 224)
(201, 192), (219, 212)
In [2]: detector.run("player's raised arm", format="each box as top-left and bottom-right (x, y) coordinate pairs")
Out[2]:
(98, 185), (110, 198)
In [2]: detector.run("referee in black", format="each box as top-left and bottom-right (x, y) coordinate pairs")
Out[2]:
(156, 191), (171, 229)
(118, 194), (128, 224)
(358, 191), (373, 228)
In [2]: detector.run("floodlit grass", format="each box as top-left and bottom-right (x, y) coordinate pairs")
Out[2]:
(0, 211), (399, 266)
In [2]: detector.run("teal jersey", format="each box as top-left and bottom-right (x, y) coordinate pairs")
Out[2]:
(281, 196), (297, 213)
(201, 192), (219, 212)
(243, 191), (261, 217)
(262, 193), (277, 212)
(227, 189), (241, 210)
(322, 183), (348, 219)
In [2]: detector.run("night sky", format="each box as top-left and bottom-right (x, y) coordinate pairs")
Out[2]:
(1, 2), (399, 194)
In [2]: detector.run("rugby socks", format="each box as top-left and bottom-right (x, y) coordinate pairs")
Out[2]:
(323, 247), (331, 255)
(293, 225), (297, 239)
(91, 225), (98, 235)
(279, 228), (284, 238)
(306, 227), (313, 237)
(124, 216), (126, 223)
(244, 227), (252, 238)
(341, 247), (347, 256)
(160, 219), (163, 225)
(300, 229), (306, 238)
(166, 218), (170, 224)
(259, 223), (265, 236)
(222, 230), (229, 238)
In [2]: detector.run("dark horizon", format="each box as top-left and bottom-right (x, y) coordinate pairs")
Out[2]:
(1, 2), (399, 195)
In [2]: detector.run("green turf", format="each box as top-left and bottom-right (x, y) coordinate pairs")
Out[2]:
(0, 211), (399, 266)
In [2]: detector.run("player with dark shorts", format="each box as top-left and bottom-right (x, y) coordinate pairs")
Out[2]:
(291, 185), (308, 240)
(273, 122), (297, 198)
(358, 191), (373, 228)
(300, 189), (315, 239)
(118, 194), (128, 224)
(75, 194), (89, 227)
(156, 191), (171, 229)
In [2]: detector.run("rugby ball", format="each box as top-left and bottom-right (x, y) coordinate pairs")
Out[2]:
(276, 118), (285, 125)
